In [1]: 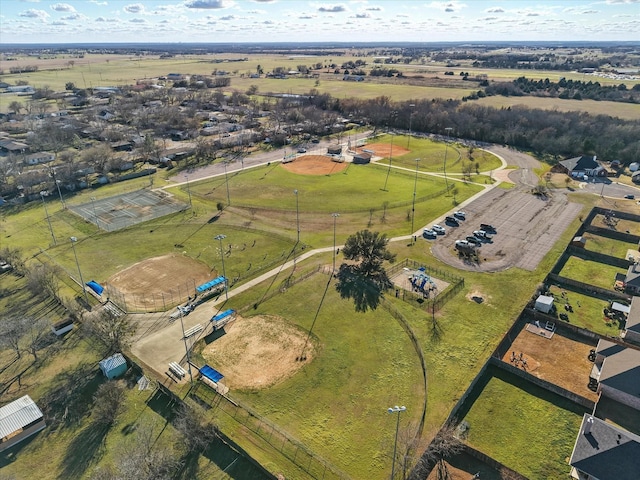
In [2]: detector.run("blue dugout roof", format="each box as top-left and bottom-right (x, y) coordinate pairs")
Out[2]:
(212, 309), (235, 322)
(196, 276), (226, 293)
(200, 364), (224, 383)
(86, 280), (104, 295)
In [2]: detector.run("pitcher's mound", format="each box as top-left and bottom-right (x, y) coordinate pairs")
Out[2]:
(202, 315), (315, 390)
(281, 155), (348, 175)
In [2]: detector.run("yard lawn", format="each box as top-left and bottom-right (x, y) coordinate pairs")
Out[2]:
(581, 232), (639, 259)
(558, 255), (624, 291)
(462, 366), (588, 479)
(547, 285), (622, 336)
(590, 214), (640, 236)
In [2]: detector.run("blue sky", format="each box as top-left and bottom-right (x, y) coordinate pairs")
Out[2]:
(0, 0), (638, 44)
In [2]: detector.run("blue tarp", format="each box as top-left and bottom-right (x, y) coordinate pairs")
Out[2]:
(196, 276), (226, 293)
(200, 364), (224, 383)
(211, 309), (235, 323)
(86, 280), (104, 295)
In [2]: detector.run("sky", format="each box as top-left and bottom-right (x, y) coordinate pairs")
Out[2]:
(0, 0), (638, 44)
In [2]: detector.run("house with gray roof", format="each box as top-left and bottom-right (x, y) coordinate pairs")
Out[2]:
(556, 155), (605, 178)
(625, 262), (640, 295)
(569, 414), (640, 480)
(0, 395), (46, 452)
(623, 296), (640, 344)
(590, 339), (640, 410)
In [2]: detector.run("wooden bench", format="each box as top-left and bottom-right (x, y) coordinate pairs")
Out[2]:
(183, 323), (203, 338)
(168, 362), (186, 379)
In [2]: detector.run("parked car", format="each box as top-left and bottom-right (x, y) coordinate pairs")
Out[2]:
(432, 224), (446, 234)
(455, 239), (470, 247)
(445, 216), (459, 226)
(297, 147), (307, 153)
(453, 211), (466, 220)
(473, 230), (492, 240)
(466, 236), (482, 246)
(480, 223), (496, 233)
(423, 228), (437, 238)
(624, 194), (635, 199)
(311, 138), (320, 144)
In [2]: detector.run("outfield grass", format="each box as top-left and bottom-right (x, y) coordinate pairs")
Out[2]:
(559, 255), (625, 291)
(462, 366), (587, 479)
(372, 135), (503, 174)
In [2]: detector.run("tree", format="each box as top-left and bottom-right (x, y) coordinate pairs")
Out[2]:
(24, 318), (51, 362)
(92, 381), (126, 426)
(0, 316), (27, 359)
(8, 100), (23, 115)
(335, 230), (396, 312)
(65, 82), (76, 91)
(82, 308), (135, 354)
(173, 404), (219, 453)
(413, 422), (464, 480)
(27, 263), (62, 303)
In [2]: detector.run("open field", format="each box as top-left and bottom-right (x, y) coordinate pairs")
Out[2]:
(474, 96), (640, 120)
(462, 366), (588, 479)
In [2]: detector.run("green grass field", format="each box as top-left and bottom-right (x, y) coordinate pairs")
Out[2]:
(581, 232), (639, 259)
(546, 285), (620, 336)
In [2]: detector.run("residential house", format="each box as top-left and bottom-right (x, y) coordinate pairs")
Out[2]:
(625, 262), (640, 295)
(590, 339), (640, 410)
(623, 297), (640, 344)
(0, 138), (28, 155)
(24, 152), (54, 166)
(0, 395), (46, 452)
(555, 155), (605, 178)
(569, 414), (640, 480)
(6, 85), (34, 94)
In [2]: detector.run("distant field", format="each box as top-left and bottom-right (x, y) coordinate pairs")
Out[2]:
(473, 96), (640, 120)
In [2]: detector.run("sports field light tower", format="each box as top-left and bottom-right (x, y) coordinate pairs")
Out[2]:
(70, 236), (89, 305)
(331, 213), (340, 273)
(410, 158), (420, 241)
(388, 405), (406, 480)
(407, 103), (415, 148)
(214, 234), (228, 301)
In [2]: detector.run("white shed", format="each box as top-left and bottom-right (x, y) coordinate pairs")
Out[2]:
(630, 162), (639, 172)
(535, 295), (555, 314)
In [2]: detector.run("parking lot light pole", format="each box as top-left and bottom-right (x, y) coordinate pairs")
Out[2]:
(90, 196), (100, 229)
(407, 104), (415, 148)
(444, 127), (453, 194)
(411, 159), (420, 241)
(214, 234), (228, 301)
(331, 213), (340, 273)
(388, 405), (406, 480)
(177, 307), (193, 384)
(70, 236), (89, 305)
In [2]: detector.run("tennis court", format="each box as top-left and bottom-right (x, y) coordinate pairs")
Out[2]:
(69, 189), (188, 231)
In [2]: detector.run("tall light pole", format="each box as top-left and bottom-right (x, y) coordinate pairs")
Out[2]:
(407, 104), (415, 148)
(388, 405), (406, 480)
(443, 127), (453, 194)
(331, 213), (340, 273)
(70, 236), (88, 305)
(411, 158), (420, 241)
(214, 234), (228, 301)
(50, 166), (65, 209)
(40, 191), (56, 246)
(185, 175), (193, 209)
(177, 306), (193, 384)
(90, 196), (100, 230)
(294, 189), (300, 243)
(223, 161), (231, 206)
(383, 132), (394, 191)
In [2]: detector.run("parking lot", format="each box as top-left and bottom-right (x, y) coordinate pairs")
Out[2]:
(430, 186), (583, 272)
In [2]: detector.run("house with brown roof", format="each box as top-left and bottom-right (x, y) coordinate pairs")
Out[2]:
(569, 414), (640, 480)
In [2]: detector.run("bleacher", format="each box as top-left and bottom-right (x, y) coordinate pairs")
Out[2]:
(196, 276), (226, 294)
(211, 309), (236, 330)
(168, 361), (186, 379)
(183, 323), (203, 338)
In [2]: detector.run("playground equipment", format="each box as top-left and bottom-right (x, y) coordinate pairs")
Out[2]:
(409, 268), (437, 296)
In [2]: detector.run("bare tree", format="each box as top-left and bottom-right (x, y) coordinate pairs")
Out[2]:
(173, 403), (219, 453)
(24, 318), (51, 362)
(0, 316), (27, 359)
(27, 263), (62, 303)
(82, 308), (135, 354)
(92, 381), (126, 426)
(413, 422), (464, 480)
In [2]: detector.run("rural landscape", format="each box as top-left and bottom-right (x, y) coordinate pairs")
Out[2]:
(1, 34), (640, 480)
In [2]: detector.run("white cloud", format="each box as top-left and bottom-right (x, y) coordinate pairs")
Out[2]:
(299, 14), (316, 19)
(354, 12), (370, 18)
(485, 7), (504, 13)
(19, 9), (49, 20)
(90, 1), (108, 5)
(95, 16), (117, 22)
(124, 3), (144, 13)
(251, 0), (276, 2)
(185, 0), (234, 9)
(51, 20), (67, 25)
(366, 6), (382, 11)
(582, 9), (599, 14)
(130, 17), (146, 23)
(318, 4), (347, 13)
(429, 1), (466, 13)
(62, 13), (84, 20)
(50, 3), (75, 12)
(606, 0), (640, 4)
(220, 14), (235, 20)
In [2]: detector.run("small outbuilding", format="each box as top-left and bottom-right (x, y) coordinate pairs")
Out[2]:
(99, 353), (127, 379)
(534, 295), (555, 314)
(352, 152), (372, 164)
(51, 317), (74, 336)
(327, 145), (342, 155)
(0, 395), (46, 452)
(571, 236), (587, 248)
